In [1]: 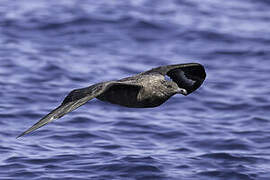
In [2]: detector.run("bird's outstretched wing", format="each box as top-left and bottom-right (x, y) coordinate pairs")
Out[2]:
(17, 82), (140, 138)
(145, 63), (206, 95)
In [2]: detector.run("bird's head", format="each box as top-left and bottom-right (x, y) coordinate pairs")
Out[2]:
(163, 81), (188, 96)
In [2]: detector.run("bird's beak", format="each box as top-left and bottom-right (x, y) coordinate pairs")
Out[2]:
(178, 88), (188, 96)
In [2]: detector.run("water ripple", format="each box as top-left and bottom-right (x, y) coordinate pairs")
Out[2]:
(1, 0), (270, 179)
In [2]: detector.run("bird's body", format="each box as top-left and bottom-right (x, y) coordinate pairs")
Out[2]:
(98, 73), (178, 108)
(17, 63), (206, 138)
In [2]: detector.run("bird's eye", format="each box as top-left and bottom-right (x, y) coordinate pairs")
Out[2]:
(167, 85), (172, 88)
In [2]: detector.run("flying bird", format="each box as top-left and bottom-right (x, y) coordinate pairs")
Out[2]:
(17, 63), (206, 138)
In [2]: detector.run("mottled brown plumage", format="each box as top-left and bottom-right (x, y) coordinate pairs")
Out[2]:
(17, 63), (206, 138)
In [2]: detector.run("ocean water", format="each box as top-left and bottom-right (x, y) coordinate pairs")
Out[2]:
(1, 0), (270, 179)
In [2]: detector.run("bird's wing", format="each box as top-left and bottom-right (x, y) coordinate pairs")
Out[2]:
(17, 81), (141, 138)
(144, 63), (206, 95)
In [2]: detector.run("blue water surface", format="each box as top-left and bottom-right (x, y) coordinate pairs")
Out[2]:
(1, 0), (270, 179)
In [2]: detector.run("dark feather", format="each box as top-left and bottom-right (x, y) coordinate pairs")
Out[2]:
(145, 63), (206, 95)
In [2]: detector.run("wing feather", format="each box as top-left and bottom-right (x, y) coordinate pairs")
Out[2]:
(17, 82), (112, 138)
(144, 63), (206, 95)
